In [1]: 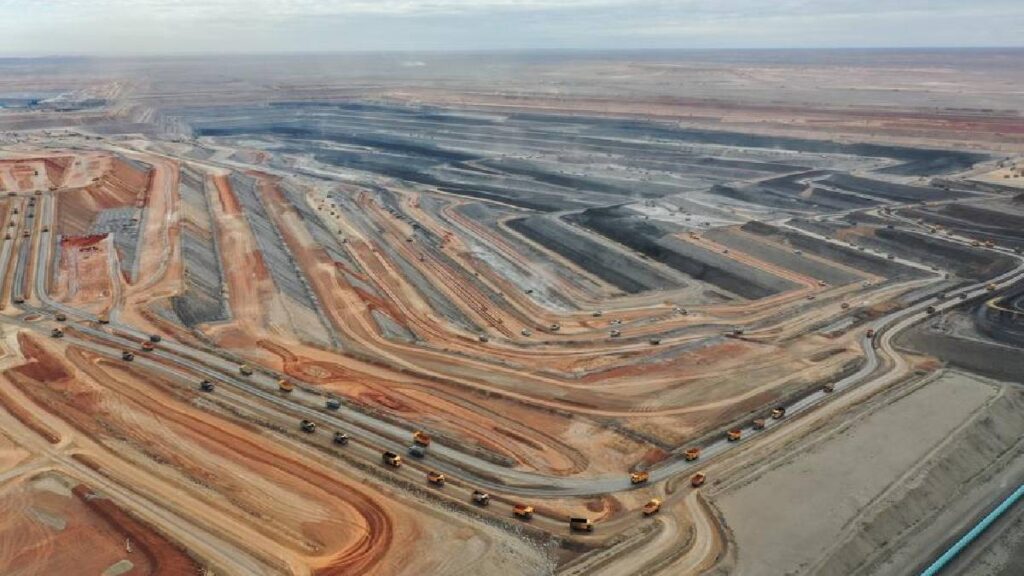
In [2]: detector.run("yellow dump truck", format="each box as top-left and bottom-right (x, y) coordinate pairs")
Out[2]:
(382, 451), (402, 467)
(413, 431), (431, 446)
(691, 472), (707, 488)
(752, 418), (766, 430)
(239, 364), (253, 376)
(513, 504), (534, 520)
(427, 471), (446, 486)
(727, 429), (742, 442)
(643, 499), (662, 516)
(278, 379), (294, 393)
(569, 517), (594, 532)
(684, 447), (701, 461)
(630, 471), (650, 485)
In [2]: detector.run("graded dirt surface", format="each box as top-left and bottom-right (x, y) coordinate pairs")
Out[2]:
(1, 50), (1023, 575)
(715, 370), (999, 575)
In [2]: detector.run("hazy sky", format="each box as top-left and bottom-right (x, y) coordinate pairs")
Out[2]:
(1, 0), (1022, 55)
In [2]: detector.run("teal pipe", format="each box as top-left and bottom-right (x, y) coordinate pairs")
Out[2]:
(920, 482), (1024, 576)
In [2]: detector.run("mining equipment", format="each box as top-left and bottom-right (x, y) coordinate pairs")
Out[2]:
(866, 329), (876, 338)
(478, 334), (489, 343)
(472, 490), (490, 506)
(887, 254), (896, 260)
(325, 397), (341, 410)
(818, 280), (827, 287)
(592, 310), (603, 317)
(141, 341), (155, 351)
(752, 418), (766, 430)
(50, 328), (63, 338)
(630, 471), (650, 485)
(278, 379), (294, 393)
(727, 429), (742, 442)
(239, 364), (253, 376)
(841, 302), (851, 310)
(926, 305), (937, 315)
(333, 432), (349, 445)
(649, 337), (661, 345)
(684, 447), (701, 461)
(21, 230), (28, 238)
(12, 295), (23, 304)
(199, 380), (215, 392)
(55, 313), (66, 322)
(610, 329), (621, 338)
(413, 431), (432, 446)
(643, 499), (662, 516)
(408, 445), (425, 458)
(427, 471), (446, 486)
(521, 328), (532, 337)
(771, 406), (786, 419)
(97, 314), (110, 324)
(691, 472), (707, 488)
(987, 284), (997, 291)
(550, 323), (561, 331)
(985, 240), (995, 248)
(383, 451), (402, 467)
(570, 518), (594, 532)
(121, 351), (134, 361)
(513, 504), (534, 520)
(823, 383), (835, 393)
(300, 420), (316, 433)
(149, 334), (161, 343)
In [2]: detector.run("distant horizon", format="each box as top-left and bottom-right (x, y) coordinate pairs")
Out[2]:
(3, 45), (1024, 60)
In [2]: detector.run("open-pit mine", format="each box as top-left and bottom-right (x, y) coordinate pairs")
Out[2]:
(1, 50), (1023, 575)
